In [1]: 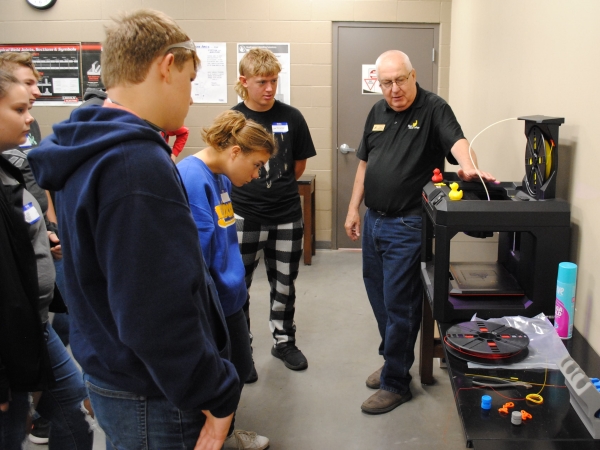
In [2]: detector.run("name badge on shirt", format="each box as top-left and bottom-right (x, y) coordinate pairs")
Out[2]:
(19, 133), (35, 149)
(23, 202), (40, 224)
(372, 124), (385, 132)
(272, 122), (289, 133)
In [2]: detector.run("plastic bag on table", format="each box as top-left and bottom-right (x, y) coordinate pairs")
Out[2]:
(466, 313), (569, 370)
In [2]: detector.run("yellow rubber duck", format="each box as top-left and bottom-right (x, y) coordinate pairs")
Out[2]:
(449, 182), (463, 201)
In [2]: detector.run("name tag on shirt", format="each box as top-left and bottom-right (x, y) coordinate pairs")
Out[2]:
(19, 133), (35, 149)
(372, 124), (385, 132)
(272, 122), (289, 133)
(23, 202), (40, 224)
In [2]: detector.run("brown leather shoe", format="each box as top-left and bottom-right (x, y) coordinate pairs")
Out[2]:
(361, 389), (413, 414)
(366, 365), (384, 389)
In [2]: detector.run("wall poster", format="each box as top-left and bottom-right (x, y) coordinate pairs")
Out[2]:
(1, 42), (233, 105)
(0, 43), (83, 105)
(81, 42), (104, 94)
(193, 42), (227, 104)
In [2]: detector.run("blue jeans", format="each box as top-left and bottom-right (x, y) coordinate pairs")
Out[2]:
(85, 375), (207, 450)
(52, 258), (71, 347)
(362, 209), (423, 395)
(0, 391), (29, 449)
(37, 322), (93, 450)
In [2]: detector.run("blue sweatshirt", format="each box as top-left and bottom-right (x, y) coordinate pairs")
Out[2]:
(177, 156), (247, 317)
(28, 105), (240, 417)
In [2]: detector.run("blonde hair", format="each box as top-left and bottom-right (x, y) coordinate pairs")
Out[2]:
(0, 70), (21, 99)
(234, 48), (282, 100)
(101, 9), (200, 89)
(0, 52), (40, 80)
(202, 110), (277, 157)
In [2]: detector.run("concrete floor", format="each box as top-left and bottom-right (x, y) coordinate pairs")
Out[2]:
(26, 249), (467, 450)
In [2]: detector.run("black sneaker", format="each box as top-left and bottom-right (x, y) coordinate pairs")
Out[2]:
(246, 362), (258, 384)
(271, 344), (308, 371)
(29, 417), (50, 445)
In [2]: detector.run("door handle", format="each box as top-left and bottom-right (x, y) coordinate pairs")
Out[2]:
(338, 144), (356, 154)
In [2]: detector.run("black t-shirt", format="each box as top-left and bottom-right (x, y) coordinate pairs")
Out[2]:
(357, 84), (463, 214)
(231, 100), (316, 225)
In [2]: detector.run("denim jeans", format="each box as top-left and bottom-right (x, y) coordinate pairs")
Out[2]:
(37, 322), (93, 450)
(85, 374), (207, 450)
(0, 391), (29, 450)
(362, 209), (423, 395)
(52, 258), (71, 347)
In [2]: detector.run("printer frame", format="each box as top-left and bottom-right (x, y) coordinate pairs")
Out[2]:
(421, 175), (571, 322)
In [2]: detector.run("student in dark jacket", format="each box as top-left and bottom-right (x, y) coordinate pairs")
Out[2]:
(0, 53), (95, 449)
(29, 9), (240, 450)
(0, 70), (55, 449)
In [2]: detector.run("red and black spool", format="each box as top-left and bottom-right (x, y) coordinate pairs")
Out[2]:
(444, 321), (529, 364)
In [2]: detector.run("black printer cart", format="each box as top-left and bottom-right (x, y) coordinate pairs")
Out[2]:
(420, 173), (571, 322)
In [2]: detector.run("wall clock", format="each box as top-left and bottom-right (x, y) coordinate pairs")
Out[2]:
(26, 0), (57, 10)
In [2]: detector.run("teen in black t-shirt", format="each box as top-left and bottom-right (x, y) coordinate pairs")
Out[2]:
(232, 48), (316, 379)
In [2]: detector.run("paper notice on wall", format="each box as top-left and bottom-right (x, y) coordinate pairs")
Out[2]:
(193, 42), (227, 104)
(362, 64), (382, 95)
(52, 77), (79, 93)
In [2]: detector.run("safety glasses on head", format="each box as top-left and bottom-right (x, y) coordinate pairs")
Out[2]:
(163, 40), (196, 55)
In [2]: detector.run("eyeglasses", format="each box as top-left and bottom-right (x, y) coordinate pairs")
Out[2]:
(379, 71), (413, 89)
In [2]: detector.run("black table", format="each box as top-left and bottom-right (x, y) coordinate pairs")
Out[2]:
(438, 323), (600, 449)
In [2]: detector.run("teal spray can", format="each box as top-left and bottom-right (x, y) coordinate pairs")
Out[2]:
(554, 262), (577, 339)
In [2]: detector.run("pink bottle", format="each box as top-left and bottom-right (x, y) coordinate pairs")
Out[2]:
(554, 262), (577, 339)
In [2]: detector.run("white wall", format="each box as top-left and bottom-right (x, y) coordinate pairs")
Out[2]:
(450, 0), (600, 352)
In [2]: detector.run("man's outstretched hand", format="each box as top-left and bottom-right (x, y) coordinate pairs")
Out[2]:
(457, 168), (497, 183)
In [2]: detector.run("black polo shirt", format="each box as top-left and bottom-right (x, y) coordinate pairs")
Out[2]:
(357, 83), (464, 214)
(357, 83), (463, 214)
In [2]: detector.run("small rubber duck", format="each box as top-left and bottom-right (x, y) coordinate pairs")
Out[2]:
(431, 168), (443, 183)
(449, 182), (463, 201)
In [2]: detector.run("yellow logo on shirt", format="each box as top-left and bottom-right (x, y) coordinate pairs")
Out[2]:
(408, 120), (420, 130)
(215, 202), (235, 228)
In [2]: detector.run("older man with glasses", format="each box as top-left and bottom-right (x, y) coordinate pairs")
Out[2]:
(345, 50), (495, 414)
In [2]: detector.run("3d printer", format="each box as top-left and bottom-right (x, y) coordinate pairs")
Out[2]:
(421, 116), (570, 322)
